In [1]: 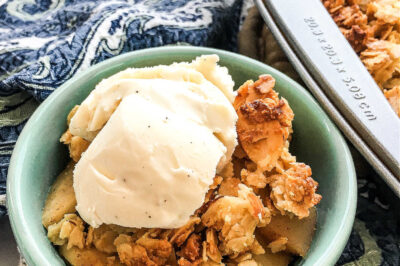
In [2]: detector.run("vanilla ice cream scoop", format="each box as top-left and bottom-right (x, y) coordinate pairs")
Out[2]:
(70, 55), (238, 228)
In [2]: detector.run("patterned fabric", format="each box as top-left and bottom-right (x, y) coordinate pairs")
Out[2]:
(337, 175), (400, 266)
(0, 0), (245, 216)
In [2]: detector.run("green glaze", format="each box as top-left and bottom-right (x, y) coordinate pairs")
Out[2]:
(7, 46), (357, 266)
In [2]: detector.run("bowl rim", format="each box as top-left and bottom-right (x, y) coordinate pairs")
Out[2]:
(7, 46), (357, 266)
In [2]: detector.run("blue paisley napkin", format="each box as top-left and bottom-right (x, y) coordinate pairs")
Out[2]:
(0, 0), (246, 216)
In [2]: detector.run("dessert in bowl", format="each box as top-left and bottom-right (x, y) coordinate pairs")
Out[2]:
(7, 46), (357, 266)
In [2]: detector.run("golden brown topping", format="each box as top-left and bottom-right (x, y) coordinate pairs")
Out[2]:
(332, 5), (368, 28)
(323, 0), (400, 117)
(178, 234), (202, 262)
(210, 176), (223, 190)
(47, 214), (85, 249)
(60, 130), (72, 144)
(234, 253), (253, 263)
(267, 237), (288, 253)
(237, 260), (258, 266)
(136, 237), (172, 265)
(267, 163), (322, 218)
(234, 76), (294, 172)
(219, 161), (234, 179)
(361, 40), (400, 88)
(322, 0), (345, 11)
(113, 234), (172, 266)
(69, 136), (90, 162)
(177, 257), (203, 266)
(249, 239), (265, 255)
(205, 229), (222, 263)
(116, 243), (156, 266)
(384, 86), (400, 115)
(241, 169), (267, 189)
(170, 217), (201, 247)
(369, 0), (400, 26)
(342, 25), (368, 52)
(202, 185), (270, 256)
(239, 99), (287, 124)
(60, 130), (90, 162)
(219, 177), (241, 197)
(254, 74), (276, 94)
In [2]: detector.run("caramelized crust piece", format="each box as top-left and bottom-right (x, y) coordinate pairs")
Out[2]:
(234, 75), (294, 172)
(116, 243), (157, 266)
(136, 237), (172, 265)
(170, 217), (201, 247)
(341, 25), (368, 52)
(202, 185), (270, 257)
(60, 130), (90, 162)
(384, 86), (400, 116)
(218, 177), (241, 197)
(114, 234), (172, 266)
(331, 4), (367, 28)
(177, 234), (202, 262)
(267, 163), (321, 218)
(205, 228), (223, 263)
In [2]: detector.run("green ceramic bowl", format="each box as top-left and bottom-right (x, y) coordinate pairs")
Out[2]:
(7, 46), (357, 266)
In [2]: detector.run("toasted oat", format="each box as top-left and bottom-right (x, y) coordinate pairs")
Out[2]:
(205, 229), (223, 263)
(202, 185), (270, 256)
(47, 213), (85, 249)
(267, 237), (288, 253)
(384, 86), (400, 115)
(170, 217), (201, 247)
(234, 75), (294, 172)
(60, 129), (90, 162)
(267, 163), (322, 219)
(219, 177), (241, 197)
(177, 234), (202, 262)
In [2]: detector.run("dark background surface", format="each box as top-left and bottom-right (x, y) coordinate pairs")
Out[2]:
(0, 216), (19, 265)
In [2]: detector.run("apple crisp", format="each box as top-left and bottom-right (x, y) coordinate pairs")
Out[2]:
(42, 75), (321, 266)
(322, 0), (400, 116)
